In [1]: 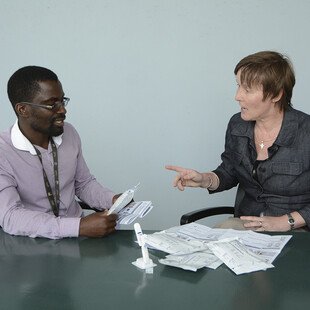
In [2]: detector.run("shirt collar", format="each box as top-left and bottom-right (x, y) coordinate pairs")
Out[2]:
(230, 107), (298, 147)
(11, 120), (63, 155)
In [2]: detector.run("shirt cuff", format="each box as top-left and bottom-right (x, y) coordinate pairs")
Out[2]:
(59, 217), (81, 237)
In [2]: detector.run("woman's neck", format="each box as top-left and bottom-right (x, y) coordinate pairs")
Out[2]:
(255, 109), (284, 135)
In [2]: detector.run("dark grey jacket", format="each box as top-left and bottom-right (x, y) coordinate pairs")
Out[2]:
(212, 107), (310, 228)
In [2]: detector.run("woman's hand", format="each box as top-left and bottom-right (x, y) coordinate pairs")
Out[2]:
(241, 211), (306, 232)
(165, 165), (211, 191)
(240, 215), (291, 232)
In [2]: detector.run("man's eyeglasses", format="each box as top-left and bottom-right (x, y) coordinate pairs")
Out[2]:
(21, 97), (70, 111)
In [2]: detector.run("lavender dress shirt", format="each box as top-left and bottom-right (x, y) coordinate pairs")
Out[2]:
(0, 121), (115, 239)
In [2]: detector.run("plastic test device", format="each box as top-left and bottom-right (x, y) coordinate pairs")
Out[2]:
(107, 183), (140, 215)
(132, 223), (156, 272)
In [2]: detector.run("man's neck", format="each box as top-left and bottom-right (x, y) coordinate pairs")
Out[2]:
(30, 136), (50, 149)
(18, 121), (50, 149)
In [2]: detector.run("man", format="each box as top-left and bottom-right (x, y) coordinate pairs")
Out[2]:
(0, 66), (118, 239)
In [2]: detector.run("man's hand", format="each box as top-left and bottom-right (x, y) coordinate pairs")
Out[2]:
(112, 193), (134, 206)
(79, 211), (117, 237)
(112, 193), (122, 204)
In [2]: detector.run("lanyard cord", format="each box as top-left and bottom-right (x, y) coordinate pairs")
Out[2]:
(33, 139), (60, 217)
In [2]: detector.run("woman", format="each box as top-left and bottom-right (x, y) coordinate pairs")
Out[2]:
(166, 51), (310, 232)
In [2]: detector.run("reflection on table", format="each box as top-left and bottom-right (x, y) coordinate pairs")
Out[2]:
(0, 229), (309, 310)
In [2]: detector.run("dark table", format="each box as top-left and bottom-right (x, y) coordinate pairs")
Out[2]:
(0, 229), (309, 310)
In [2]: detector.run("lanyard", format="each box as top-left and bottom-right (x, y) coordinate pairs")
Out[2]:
(33, 139), (60, 217)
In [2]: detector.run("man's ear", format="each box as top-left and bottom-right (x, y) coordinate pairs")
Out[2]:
(15, 103), (29, 118)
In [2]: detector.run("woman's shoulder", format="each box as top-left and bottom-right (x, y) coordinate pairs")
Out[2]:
(226, 112), (253, 136)
(291, 107), (309, 117)
(228, 112), (247, 127)
(229, 112), (242, 122)
(287, 107), (310, 125)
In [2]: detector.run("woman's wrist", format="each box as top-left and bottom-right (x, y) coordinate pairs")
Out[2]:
(289, 211), (306, 230)
(201, 172), (219, 190)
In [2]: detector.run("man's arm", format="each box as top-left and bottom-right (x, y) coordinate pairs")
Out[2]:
(72, 127), (115, 210)
(0, 175), (118, 239)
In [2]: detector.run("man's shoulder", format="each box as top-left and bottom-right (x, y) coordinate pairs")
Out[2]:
(0, 127), (13, 150)
(61, 122), (82, 149)
(63, 122), (80, 137)
(64, 121), (76, 131)
(0, 127), (16, 167)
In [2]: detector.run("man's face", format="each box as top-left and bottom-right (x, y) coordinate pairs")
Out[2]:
(28, 80), (67, 137)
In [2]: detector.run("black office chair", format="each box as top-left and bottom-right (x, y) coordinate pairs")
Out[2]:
(180, 186), (244, 225)
(77, 201), (100, 212)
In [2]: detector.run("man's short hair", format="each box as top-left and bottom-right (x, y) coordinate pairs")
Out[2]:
(234, 51), (295, 111)
(7, 66), (58, 111)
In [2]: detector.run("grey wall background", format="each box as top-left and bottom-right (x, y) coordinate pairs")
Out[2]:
(1, 0), (310, 230)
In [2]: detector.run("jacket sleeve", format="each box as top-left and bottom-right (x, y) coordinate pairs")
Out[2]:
(210, 118), (239, 194)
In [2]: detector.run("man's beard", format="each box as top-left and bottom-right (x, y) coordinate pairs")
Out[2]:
(30, 115), (65, 137)
(47, 124), (64, 137)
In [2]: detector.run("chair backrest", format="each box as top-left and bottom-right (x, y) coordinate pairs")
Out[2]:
(233, 185), (245, 214)
(180, 185), (245, 225)
(78, 201), (91, 210)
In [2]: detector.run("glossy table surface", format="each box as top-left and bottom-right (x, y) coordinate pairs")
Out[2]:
(0, 229), (309, 310)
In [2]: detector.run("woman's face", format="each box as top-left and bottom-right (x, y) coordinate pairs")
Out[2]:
(235, 70), (276, 122)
